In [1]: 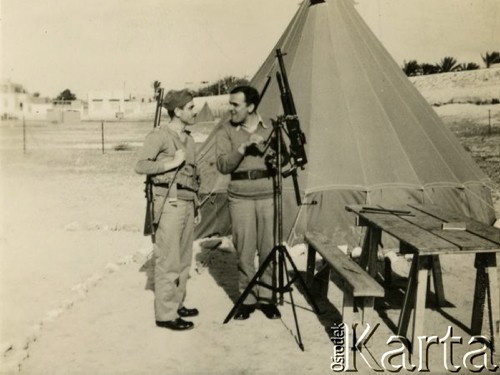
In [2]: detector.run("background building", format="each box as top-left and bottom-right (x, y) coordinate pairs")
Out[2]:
(0, 79), (30, 119)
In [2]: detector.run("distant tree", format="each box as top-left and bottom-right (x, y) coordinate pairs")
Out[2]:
(482, 51), (500, 68)
(32, 92), (40, 98)
(457, 62), (480, 71)
(220, 76), (250, 94)
(436, 56), (459, 73)
(194, 76), (250, 97)
(421, 63), (439, 75)
(56, 89), (76, 101)
(402, 60), (420, 76)
(152, 80), (161, 101)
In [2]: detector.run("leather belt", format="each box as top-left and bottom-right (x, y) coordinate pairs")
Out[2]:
(230, 169), (271, 181)
(154, 183), (197, 192)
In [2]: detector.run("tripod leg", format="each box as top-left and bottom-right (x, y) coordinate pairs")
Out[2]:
(282, 247), (321, 314)
(278, 251), (285, 304)
(283, 258), (304, 351)
(272, 244), (278, 304)
(223, 245), (278, 324)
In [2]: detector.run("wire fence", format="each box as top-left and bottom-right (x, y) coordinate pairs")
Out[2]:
(0, 118), (217, 154)
(1, 114), (498, 191)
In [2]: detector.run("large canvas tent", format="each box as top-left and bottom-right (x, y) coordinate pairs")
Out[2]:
(195, 0), (495, 246)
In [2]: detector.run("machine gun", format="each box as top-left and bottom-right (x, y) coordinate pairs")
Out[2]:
(276, 48), (307, 168)
(143, 85), (164, 239)
(275, 48), (307, 205)
(224, 50), (319, 351)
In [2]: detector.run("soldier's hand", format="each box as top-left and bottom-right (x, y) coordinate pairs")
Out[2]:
(237, 141), (250, 155)
(173, 149), (186, 165)
(194, 208), (202, 225)
(238, 135), (264, 155)
(249, 134), (264, 145)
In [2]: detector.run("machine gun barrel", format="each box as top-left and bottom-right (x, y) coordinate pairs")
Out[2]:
(275, 48), (307, 168)
(276, 52), (296, 115)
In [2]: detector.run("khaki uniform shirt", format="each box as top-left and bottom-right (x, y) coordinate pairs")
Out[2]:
(215, 117), (273, 199)
(136, 123), (197, 201)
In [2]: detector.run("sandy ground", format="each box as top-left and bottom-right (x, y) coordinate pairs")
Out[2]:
(1, 69), (500, 374)
(0, 125), (498, 375)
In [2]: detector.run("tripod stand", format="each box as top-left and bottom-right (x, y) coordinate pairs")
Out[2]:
(223, 117), (320, 351)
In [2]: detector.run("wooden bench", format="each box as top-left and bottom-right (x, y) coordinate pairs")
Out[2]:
(305, 231), (385, 325)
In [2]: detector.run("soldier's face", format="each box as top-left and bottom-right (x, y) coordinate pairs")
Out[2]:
(229, 92), (254, 124)
(177, 100), (196, 125)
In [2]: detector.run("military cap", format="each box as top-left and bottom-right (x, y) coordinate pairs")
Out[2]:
(163, 89), (194, 111)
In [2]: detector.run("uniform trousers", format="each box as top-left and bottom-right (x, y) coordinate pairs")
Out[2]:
(153, 199), (194, 321)
(229, 196), (274, 305)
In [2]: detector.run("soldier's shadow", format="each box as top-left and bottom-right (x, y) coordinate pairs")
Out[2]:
(139, 242), (240, 304)
(139, 255), (155, 292)
(203, 249), (240, 303)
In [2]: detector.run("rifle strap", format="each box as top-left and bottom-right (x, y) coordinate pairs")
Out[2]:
(154, 163), (181, 224)
(153, 127), (193, 223)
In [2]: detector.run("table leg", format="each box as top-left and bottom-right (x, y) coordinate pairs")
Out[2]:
(430, 255), (446, 307)
(471, 253), (500, 352)
(342, 292), (355, 327)
(306, 245), (316, 289)
(412, 256), (431, 349)
(361, 227), (381, 278)
(471, 265), (486, 336)
(360, 229), (369, 269)
(397, 255), (431, 352)
(315, 263), (330, 298)
(362, 297), (375, 325)
(398, 255), (418, 338)
(488, 261), (500, 352)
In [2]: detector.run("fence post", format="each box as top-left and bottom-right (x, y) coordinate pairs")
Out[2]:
(101, 121), (105, 154)
(488, 109), (491, 136)
(23, 117), (26, 154)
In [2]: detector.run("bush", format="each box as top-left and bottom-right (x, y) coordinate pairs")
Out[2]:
(114, 143), (131, 151)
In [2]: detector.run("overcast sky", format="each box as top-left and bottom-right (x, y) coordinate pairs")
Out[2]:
(1, 0), (499, 98)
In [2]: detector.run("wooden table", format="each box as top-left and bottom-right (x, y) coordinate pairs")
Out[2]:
(346, 203), (500, 351)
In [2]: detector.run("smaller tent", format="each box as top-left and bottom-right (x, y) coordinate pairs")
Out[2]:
(195, 102), (215, 123)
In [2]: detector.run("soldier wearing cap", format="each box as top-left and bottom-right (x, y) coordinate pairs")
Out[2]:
(135, 89), (200, 331)
(215, 85), (281, 321)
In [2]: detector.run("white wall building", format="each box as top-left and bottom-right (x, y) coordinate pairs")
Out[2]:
(0, 79), (77, 121)
(48, 100), (84, 123)
(0, 80), (30, 119)
(87, 90), (126, 120)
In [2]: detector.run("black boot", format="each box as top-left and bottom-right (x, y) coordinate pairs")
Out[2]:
(260, 303), (281, 319)
(156, 318), (194, 331)
(234, 304), (256, 320)
(177, 307), (199, 317)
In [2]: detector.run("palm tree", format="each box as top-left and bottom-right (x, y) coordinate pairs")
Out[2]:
(482, 51), (500, 68)
(457, 62), (480, 71)
(436, 56), (459, 73)
(402, 60), (420, 76)
(152, 80), (162, 100)
(421, 63), (439, 75)
(193, 76), (250, 97)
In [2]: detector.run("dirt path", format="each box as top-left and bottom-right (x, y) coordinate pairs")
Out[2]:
(1, 119), (499, 374)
